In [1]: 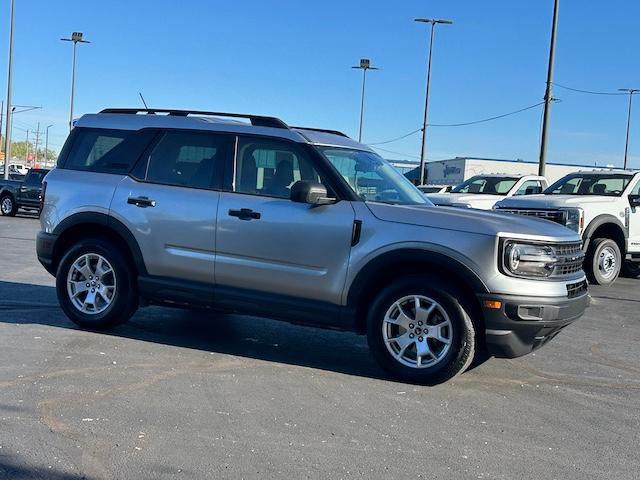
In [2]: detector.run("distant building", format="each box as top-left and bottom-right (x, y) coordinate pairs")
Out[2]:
(403, 157), (609, 185)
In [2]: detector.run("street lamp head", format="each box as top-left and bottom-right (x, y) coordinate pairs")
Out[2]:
(61, 31), (90, 44)
(619, 88), (640, 94)
(414, 18), (453, 25)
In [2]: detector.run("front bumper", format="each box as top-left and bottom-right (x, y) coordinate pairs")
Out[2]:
(36, 231), (57, 275)
(478, 290), (590, 358)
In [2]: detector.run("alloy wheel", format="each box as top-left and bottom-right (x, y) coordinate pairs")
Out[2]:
(66, 253), (117, 314)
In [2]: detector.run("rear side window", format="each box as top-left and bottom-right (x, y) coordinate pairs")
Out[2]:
(142, 131), (232, 189)
(63, 128), (131, 173)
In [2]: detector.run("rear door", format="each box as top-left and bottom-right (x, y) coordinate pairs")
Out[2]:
(20, 170), (47, 207)
(627, 178), (640, 252)
(110, 129), (234, 287)
(215, 136), (355, 304)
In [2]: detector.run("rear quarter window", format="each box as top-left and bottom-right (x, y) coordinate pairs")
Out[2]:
(60, 128), (154, 174)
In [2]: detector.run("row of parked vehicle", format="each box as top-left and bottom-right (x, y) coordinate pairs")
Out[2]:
(422, 171), (640, 286)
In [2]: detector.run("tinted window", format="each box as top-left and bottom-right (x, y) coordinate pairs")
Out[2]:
(514, 180), (542, 196)
(145, 131), (230, 189)
(546, 174), (632, 196)
(631, 180), (640, 195)
(235, 138), (324, 198)
(64, 128), (131, 172)
(452, 176), (519, 195)
(25, 171), (46, 186)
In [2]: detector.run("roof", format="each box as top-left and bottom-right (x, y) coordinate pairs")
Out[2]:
(75, 109), (373, 152)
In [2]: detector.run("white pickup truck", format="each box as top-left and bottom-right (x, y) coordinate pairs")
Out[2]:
(427, 174), (548, 210)
(495, 170), (640, 285)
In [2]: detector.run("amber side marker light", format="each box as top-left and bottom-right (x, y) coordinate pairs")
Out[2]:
(483, 300), (503, 310)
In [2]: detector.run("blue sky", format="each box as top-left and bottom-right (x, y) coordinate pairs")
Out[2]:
(1, 0), (639, 168)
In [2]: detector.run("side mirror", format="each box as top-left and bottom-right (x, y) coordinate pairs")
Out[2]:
(290, 181), (335, 205)
(629, 194), (640, 208)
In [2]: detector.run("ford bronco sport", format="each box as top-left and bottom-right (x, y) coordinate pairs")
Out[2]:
(37, 108), (589, 384)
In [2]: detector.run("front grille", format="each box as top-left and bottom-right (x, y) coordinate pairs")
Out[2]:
(498, 208), (566, 226)
(552, 242), (584, 277)
(567, 280), (588, 298)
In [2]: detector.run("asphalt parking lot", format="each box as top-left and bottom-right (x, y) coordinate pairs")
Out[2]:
(0, 214), (638, 480)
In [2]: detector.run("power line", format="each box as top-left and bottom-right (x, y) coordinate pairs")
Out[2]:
(369, 128), (422, 145)
(428, 101), (545, 127)
(372, 146), (421, 159)
(368, 101), (546, 147)
(552, 82), (627, 96)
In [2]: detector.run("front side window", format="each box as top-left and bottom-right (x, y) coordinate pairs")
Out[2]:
(514, 180), (542, 196)
(25, 171), (46, 186)
(452, 176), (519, 195)
(235, 138), (325, 199)
(319, 147), (428, 205)
(545, 174), (632, 196)
(145, 131), (231, 189)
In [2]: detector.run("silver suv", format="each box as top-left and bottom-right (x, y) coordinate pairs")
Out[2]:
(37, 108), (589, 384)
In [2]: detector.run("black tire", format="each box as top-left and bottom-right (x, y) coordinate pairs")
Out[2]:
(366, 275), (476, 385)
(56, 238), (138, 329)
(586, 238), (621, 286)
(622, 260), (640, 279)
(0, 194), (17, 216)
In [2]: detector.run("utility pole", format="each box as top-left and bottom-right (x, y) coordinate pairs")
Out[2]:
(538, 0), (560, 177)
(351, 58), (379, 143)
(415, 18), (453, 185)
(3, 0), (16, 180)
(24, 130), (29, 163)
(619, 88), (639, 170)
(45, 124), (53, 167)
(32, 122), (41, 165)
(0, 100), (4, 159)
(61, 32), (90, 130)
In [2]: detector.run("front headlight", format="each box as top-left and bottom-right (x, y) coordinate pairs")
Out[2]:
(502, 241), (559, 278)
(560, 207), (584, 233)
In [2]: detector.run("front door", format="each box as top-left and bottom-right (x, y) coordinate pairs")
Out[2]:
(627, 179), (640, 252)
(110, 129), (234, 285)
(215, 136), (355, 304)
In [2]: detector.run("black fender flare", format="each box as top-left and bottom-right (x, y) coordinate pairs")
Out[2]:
(52, 211), (147, 275)
(346, 248), (489, 309)
(582, 214), (627, 252)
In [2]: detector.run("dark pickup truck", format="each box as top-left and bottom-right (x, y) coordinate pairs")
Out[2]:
(0, 168), (50, 216)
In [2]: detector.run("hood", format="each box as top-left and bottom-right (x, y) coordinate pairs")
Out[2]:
(427, 193), (503, 209)
(496, 194), (619, 209)
(366, 202), (580, 241)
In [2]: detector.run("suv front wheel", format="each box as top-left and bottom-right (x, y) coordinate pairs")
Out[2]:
(56, 238), (138, 329)
(366, 276), (476, 385)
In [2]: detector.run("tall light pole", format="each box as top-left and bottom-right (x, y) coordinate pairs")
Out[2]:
(352, 58), (379, 142)
(45, 124), (53, 167)
(3, 0), (16, 180)
(619, 88), (639, 170)
(61, 32), (90, 130)
(538, 0), (560, 177)
(415, 18), (452, 185)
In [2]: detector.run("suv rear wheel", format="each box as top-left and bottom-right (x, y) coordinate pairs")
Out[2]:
(0, 194), (17, 216)
(56, 238), (138, 329)
(586, 238), (621, 286)
(366, 276), (476, 385)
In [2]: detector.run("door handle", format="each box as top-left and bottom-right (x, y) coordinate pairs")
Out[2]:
(228, 208), (261, 220)
(127, 196), (156, 208)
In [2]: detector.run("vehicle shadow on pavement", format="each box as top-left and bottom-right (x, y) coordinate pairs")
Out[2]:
(0, 280), (388, 382)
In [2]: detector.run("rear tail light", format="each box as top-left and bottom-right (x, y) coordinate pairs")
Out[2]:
(39, 181), (47, 211)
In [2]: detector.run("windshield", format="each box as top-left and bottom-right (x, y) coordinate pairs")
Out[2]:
(318, 147), (430, 205)
(451, 175), (519, 195)
(545, 173), (632, 196)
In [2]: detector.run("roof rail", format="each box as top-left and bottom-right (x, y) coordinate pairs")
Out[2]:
(291, 126), (349, 138)
(99, 108), (289, 129)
